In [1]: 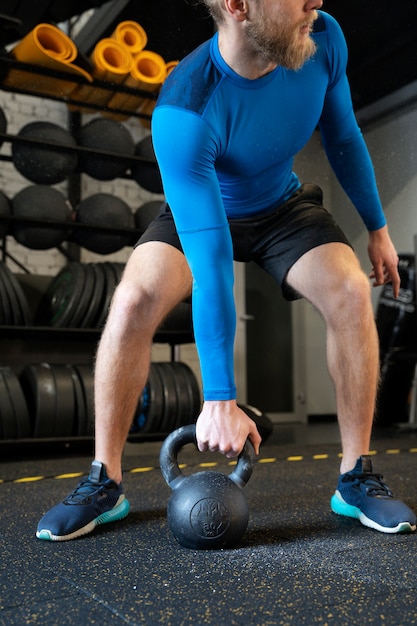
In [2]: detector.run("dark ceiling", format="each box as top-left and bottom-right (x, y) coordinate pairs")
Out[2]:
(1, 0), (417, 111)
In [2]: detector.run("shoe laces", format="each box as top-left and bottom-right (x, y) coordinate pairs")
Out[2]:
(64, 476), (112, 505)
(343, 471), (394, 499)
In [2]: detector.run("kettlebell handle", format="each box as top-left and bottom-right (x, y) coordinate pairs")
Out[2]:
(160, 424), (256, 490)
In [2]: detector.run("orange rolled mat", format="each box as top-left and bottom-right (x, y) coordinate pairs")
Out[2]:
(165, 60), (179, 77)
(112, 21), (148, 55)
(2, 23), (93, 97)
(69, 38), (133, 111)
(105, 50), (166, 122)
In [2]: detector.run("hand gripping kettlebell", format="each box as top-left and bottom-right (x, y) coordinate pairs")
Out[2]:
(159, 424), (256, 550)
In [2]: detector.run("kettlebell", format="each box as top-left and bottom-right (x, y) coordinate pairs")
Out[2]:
(160, 424), (256, 550)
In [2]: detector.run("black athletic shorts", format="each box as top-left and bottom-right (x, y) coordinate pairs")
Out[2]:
(136, 183), (352, 300)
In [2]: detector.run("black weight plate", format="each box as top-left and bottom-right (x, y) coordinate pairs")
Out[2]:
(130, 386), (147, 433)
(80, 263), (105, 329)
(111, 262), (125, 282)
(87, 263), (108, 329)
(74, 364), (94, 435)
(0, 262), (21, 325)
(131, 379), (154, 434)
(173, 361), (201, 422)
(0, 276), (9, 324)
(0, 368), (18, 439)
(170, 362), (196, 427)
(105, 261), (122, 292)
(74, 263), (96, 329)
(143, 363), (165, 433)
(142, 363), (165, 433)
(34, 262), (87, 327)
(95, 263), (116, 329)
(131, 364), (164, 434)
(4, 268), (33, 325)
(19, 363), (56, 438)
(186, 363), (201, 419)
(157, 362), (179, 434)
(0, 262), (13, 324)
(147, 363), (165, 433)
(2, 366), (31, 438)
(66, 365), (88, 436)
(51, 364), (75, 437)
(66, 263), (96, 329)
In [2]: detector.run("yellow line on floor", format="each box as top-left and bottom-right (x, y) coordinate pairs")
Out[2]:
(3, 447), (417, 485)
(55, 473), (84, 480)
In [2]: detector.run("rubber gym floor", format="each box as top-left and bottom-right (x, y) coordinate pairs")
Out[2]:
(1, 421), (417, 626)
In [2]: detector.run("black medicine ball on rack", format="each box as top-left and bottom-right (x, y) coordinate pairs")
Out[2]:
(73, 193), (135, 254)
(12, 185), (72, 249)
(130, 135), (163, 194)
(76, 118), (135, 180)
(12, 121), (77, 184)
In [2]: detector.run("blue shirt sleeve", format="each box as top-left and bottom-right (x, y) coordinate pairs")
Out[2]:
(152, 109), (237, 400)
(318, 17), (386, 231)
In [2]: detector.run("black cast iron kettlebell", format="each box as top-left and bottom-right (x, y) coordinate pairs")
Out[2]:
(159, 424), (256, 550)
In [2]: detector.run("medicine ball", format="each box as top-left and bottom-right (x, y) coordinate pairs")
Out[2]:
(74, 193), (135, 254)
(77, 118), (135, 180)
(12, 185), (72, 249)
(0, 190), (11, 237)
(0, 106), (7, 147)
(12, 121), (77, 184)
(134, 200), (163, 232)
(130, 135), (163, 194)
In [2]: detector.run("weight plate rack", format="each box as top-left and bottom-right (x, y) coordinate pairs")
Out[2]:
(0, 261), (32, 325)
(0, 361), (202, 441)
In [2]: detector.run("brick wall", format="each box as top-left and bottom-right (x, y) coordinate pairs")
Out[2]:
(0, 90), (163, 274)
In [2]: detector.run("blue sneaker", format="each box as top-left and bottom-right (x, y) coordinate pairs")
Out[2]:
(36, 461), (130, 541)
(330, 455), (416, 534)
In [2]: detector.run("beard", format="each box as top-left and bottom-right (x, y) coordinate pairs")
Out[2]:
(245, 8), (318, 70)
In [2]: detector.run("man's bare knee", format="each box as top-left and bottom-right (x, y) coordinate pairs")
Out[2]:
(106, 243), (192, 333)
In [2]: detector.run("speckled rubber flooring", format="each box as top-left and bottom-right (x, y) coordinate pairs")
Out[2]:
(1, 424), (417, 625)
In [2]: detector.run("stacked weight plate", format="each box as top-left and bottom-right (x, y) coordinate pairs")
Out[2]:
(34, 261), (125, 328)
(130, 361), (201, 438)
(0, 366), (31, 439)
(0, 360), (201, 440)
(18, 363), (94, 438)
(130, 361), (201, 436)
(0, 261), (32, 325)
(34, 260), (193, 337)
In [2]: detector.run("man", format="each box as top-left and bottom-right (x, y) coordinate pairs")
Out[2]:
(37, 0), (416, 541)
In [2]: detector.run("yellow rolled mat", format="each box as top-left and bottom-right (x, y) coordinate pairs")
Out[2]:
(2, 23), (93, 97)
(105, 49), (167, 123)
(69, 38), (133, 111)
(165, 60), (179, 77)
(112, 21), (147, 55)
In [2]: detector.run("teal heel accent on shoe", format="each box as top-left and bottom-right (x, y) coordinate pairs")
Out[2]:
(330, 491), (360, 519)
(96, 496), (130, 526)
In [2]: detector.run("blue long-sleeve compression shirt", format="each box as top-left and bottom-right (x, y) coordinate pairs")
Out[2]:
(152, 11), (386, 401)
